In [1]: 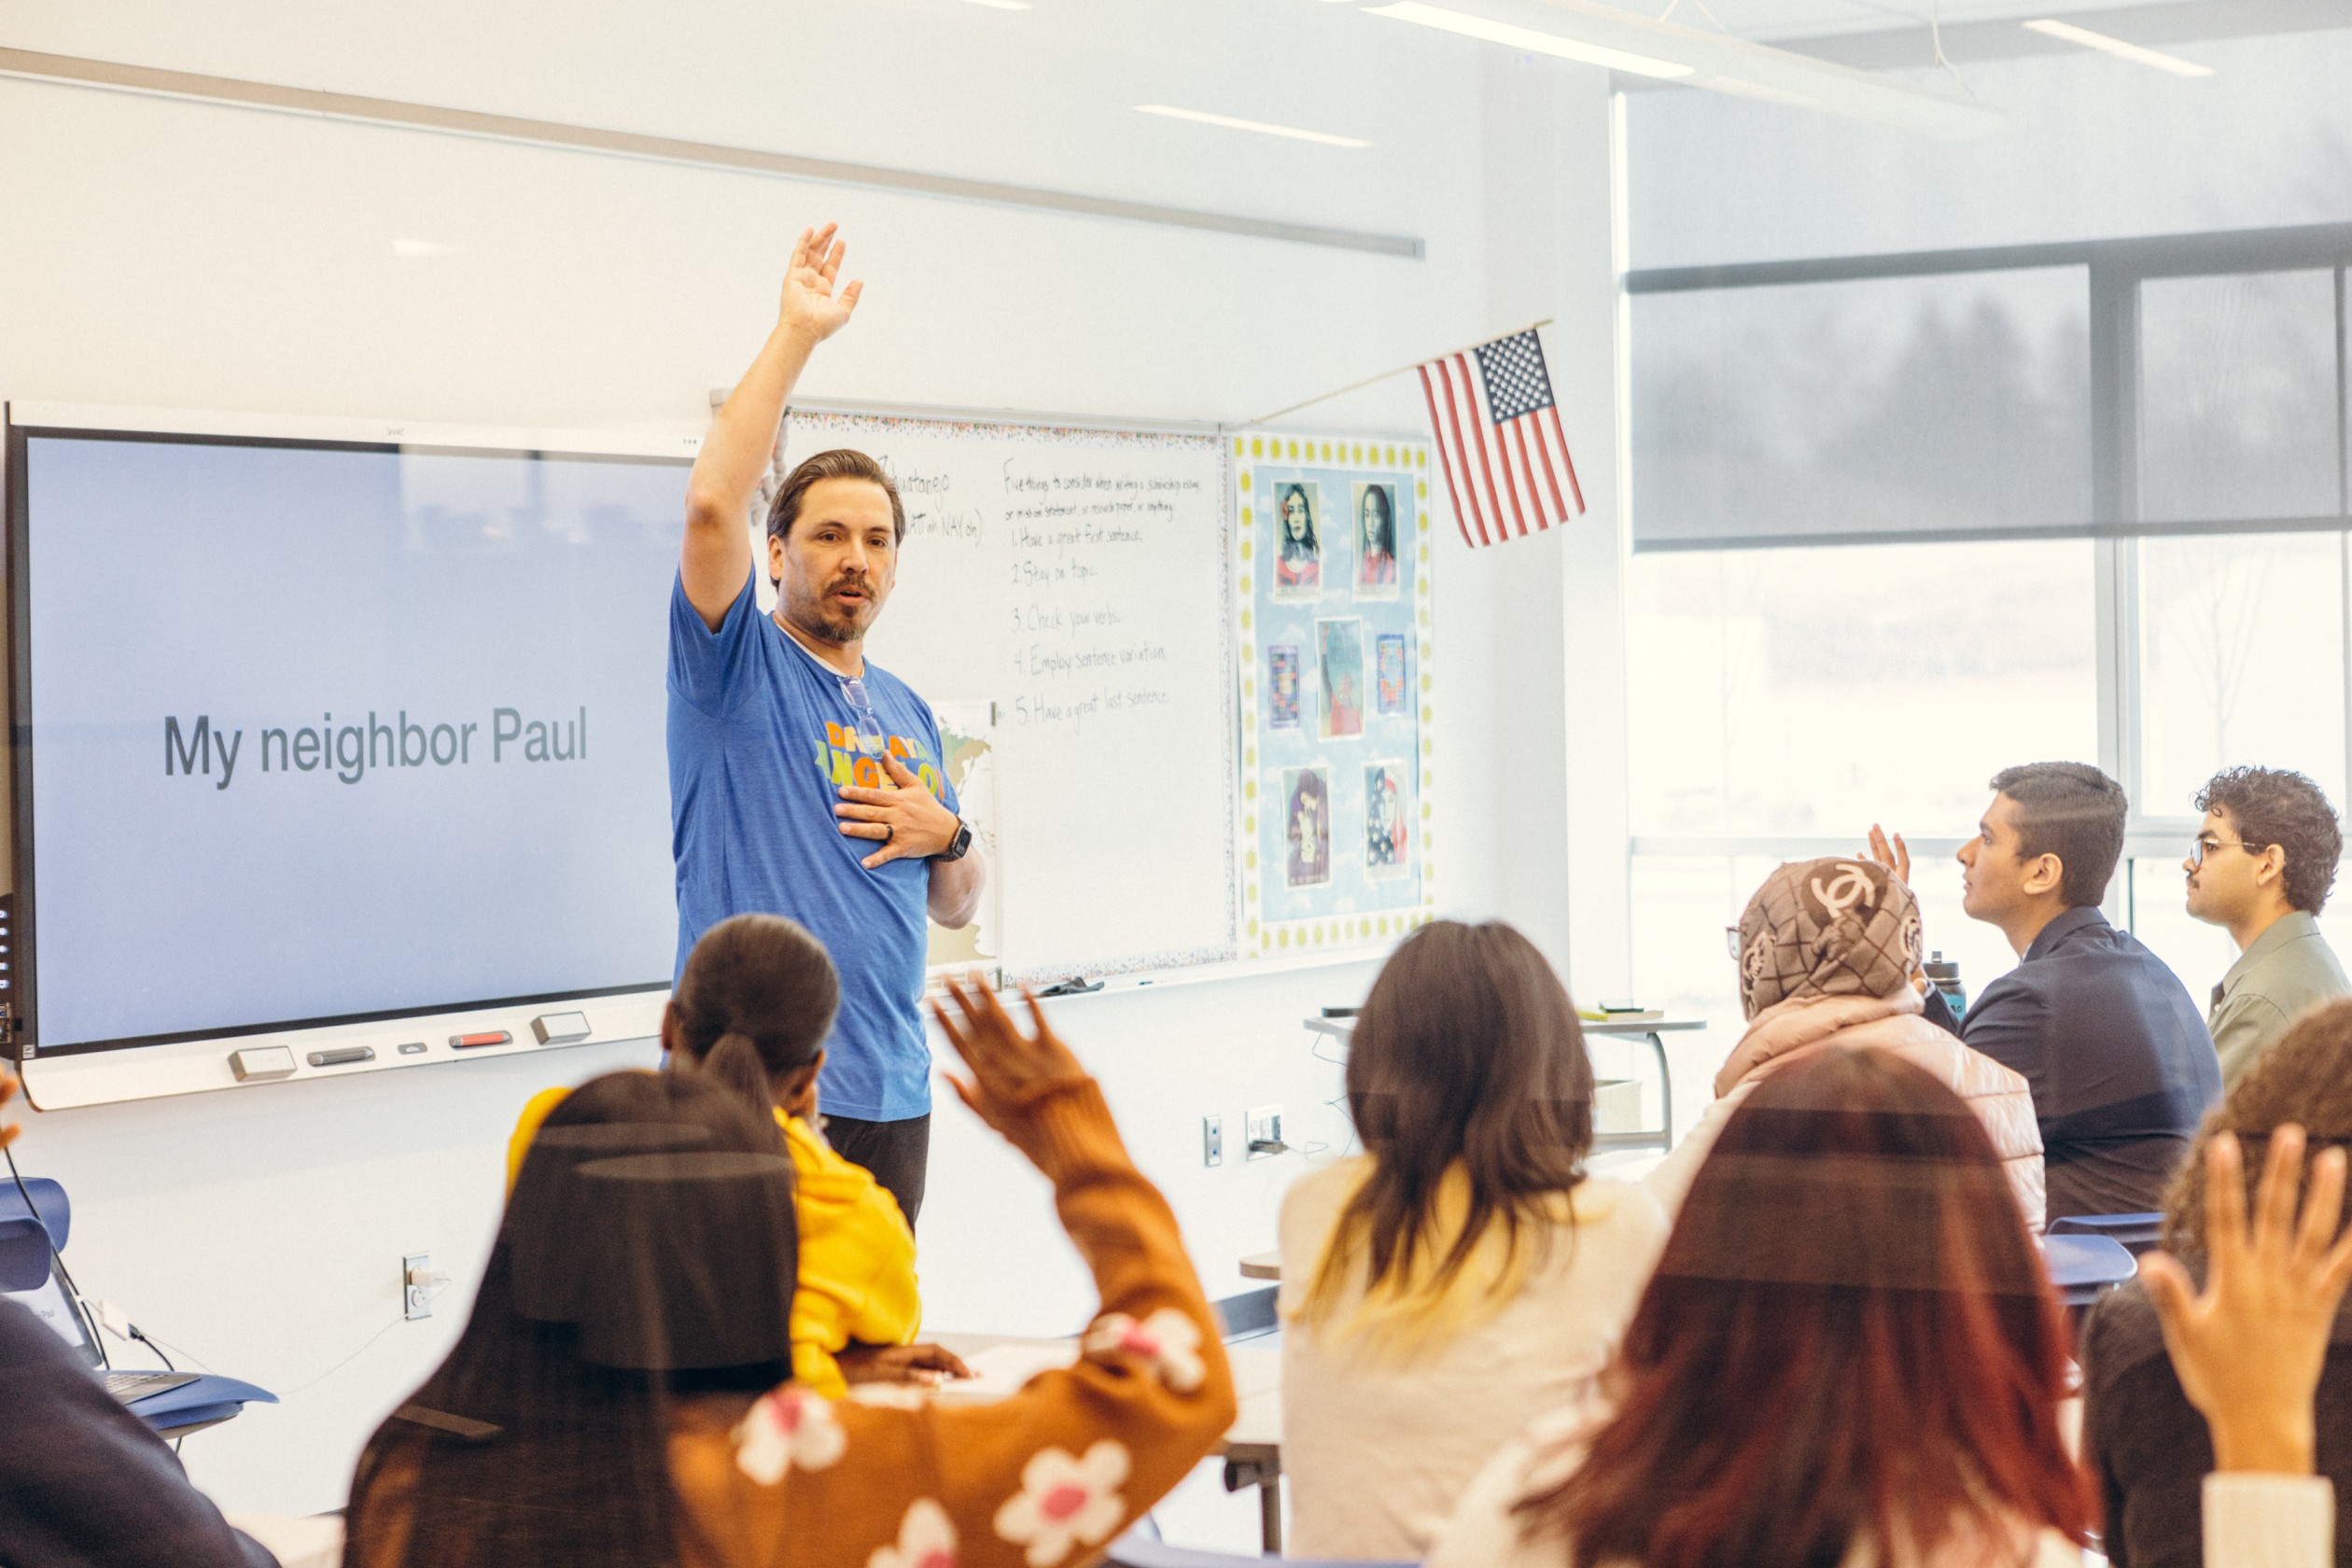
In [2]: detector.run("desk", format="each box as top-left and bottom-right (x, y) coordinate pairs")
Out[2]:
(1305, 1014), (1707, 1155)
(930, 1333), (1286, 1552)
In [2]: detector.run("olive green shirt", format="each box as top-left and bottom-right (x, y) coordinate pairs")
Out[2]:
(2209, 910), (2351, 1088)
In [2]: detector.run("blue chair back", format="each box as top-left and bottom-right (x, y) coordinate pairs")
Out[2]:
(1107, 1534), (1414, 1568)
(2049, 1211), (2164, 1256)
(0, 1177), (68, 1292)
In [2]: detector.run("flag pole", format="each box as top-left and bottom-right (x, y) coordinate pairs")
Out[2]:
(1230, 318), (1554, 431)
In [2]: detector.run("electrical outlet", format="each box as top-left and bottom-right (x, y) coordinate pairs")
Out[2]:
(1202, 1113), (1225, 1167)
(1246, 1104), (1286, 1159)
(403, 1253), (434, 1321)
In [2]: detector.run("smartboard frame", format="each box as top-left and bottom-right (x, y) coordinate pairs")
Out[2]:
(2, 402), (700, 1108)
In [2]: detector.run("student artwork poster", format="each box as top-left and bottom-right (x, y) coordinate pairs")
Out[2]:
(1234, 433), (1434, 954)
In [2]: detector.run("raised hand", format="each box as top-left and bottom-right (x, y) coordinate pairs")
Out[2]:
(930, 974), (1087, 1152)
(2141, 1126), (2352, 1475)
(1864, 823), (1911, 885)
(777, 222), (864, 345)
(834, 750), (961, 869)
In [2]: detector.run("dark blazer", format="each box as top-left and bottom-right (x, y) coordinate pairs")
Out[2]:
(2085, 1275), (2352, 1568)
(0, 1297), (276, 1568)
(1935, 906), (2220, 1219)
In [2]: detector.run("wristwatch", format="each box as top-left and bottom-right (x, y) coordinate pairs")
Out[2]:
(935, 817), (973, 862)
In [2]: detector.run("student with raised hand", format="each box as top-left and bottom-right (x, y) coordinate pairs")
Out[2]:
(1871, 761), (2219, 1219)
(2141, 1122), (2352, 1568)
(507, 913), (961, 1397)
(1278, 919), (1670, 1561)
(2083, 996), (2352, 1568)
(348, 978), (1236, 1568)
(2184, 766), (2349, 1088)
(1429, 1046), (2096, 1568)
(1647, 856), (2044, 1228)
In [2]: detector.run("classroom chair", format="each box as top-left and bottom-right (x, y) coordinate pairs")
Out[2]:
(2048, 1211), (2164, 1257)
(1105, 1528), (1415, 1568)
(0, 1175), (277, 1437)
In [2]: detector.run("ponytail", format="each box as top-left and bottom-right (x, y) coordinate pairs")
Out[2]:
(693, 1031), (778, 1127)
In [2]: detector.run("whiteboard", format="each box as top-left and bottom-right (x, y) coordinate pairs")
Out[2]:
(775, 411), (1238, 981)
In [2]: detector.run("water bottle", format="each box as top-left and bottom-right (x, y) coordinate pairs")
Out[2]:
(1925, 950), (1967, 1021)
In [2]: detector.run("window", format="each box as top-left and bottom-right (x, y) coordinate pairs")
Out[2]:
(2138, 531), (2348, 813)
(1630, 270), (2090, 549)
(1627, 539), (2098, 838)
(2139, 271), (2343, 525)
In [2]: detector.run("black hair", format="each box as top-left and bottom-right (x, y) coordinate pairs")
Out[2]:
(667, 915), (841, 1120)
(2195, 765), (2345, 915)
(344, 1071), (791, 1568)
(1988, 762), (2127, 908)
(1278, 483), (1319, 556)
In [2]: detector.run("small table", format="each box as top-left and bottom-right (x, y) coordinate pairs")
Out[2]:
(1303, 1014), (1707, 1155)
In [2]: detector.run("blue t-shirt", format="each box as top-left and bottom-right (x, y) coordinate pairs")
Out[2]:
(667, 573), (958, 1121)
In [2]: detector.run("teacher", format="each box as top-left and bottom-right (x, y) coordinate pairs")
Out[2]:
(669, 223), (985, 1225)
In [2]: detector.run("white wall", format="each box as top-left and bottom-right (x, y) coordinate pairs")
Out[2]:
(0, 1), (1626, 1520)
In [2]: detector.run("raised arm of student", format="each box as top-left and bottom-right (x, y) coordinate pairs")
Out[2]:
(666, 978), (1235, 1568)
(679, 223), (863, 630)
(2142, 1126), (2352, 1568)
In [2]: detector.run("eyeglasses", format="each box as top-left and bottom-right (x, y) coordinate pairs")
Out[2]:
(837, 678), (888, 756)
(2189, 835), (2253, 868)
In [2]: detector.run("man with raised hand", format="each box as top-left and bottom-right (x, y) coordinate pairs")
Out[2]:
(670, 224), (984, 1225)
(2185, 766), (2349, 1089)
(1871, 762), (2219, 1220)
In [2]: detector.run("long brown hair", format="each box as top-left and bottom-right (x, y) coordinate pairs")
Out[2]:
(346, 1071), (791, 1568)
(665, 914), (839, 1119)
(1524, 1047), (2093, 1568)
(1299, 919), (1593, 1340)
(2163, 995), (2352, 1259)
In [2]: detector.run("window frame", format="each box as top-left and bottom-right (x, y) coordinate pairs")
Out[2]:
(1623, 220), (2352, 935)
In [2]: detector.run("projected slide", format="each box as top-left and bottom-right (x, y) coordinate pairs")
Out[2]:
(19, 433), (686, 1051)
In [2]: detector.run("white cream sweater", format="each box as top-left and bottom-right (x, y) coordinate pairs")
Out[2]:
(1276, 1161), (1670, 1561)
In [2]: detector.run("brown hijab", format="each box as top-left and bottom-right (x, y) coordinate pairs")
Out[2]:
(1735, 858), (1923, 1020)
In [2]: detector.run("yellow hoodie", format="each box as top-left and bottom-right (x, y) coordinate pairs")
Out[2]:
(506, 1082), (921, 1398)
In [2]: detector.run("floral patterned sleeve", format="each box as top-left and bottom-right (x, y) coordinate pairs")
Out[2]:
(668, 1078), (1238, 1568)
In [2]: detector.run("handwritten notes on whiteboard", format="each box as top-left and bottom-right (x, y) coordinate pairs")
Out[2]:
(778, 412), (1236, 980)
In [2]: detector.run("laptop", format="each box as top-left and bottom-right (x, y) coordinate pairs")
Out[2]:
(7, 1274), (197, 1405)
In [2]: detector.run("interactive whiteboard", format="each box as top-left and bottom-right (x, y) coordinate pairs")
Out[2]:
(776, 411), (1238, 982)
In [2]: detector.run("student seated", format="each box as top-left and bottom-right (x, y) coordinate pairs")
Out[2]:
(346, 977), (1236, 1568)
(2185, 766), (2349, 1088)
(509, 914), (952, 1397)
(2084, 996), (2352, 1568)
(1429, 1046), (2096, 1568)
(1648, 856), (2045, 1229)
(0, 1070), (280, 1568)
(1876, 762), (2219, 1218)
(1278, 920), (1670, 1561)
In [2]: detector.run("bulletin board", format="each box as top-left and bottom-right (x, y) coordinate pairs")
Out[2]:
(1235, 432), (1437, 958)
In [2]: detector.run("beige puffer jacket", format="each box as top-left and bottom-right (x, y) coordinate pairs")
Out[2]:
(1645, 987), (2046, 1234)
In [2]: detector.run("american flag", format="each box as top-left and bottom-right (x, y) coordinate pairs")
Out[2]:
(1415, 329), (1584, 548)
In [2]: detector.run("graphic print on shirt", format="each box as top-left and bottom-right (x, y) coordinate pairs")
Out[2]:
(813, 722), (948, 799)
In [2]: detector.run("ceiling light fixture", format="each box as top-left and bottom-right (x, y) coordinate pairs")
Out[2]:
(2021, 18), (2212, 77)
(1363, 0), (2001, 138)
(953, 0), (1031, 9)
(1133, 105), (1371, 147)
(1365, 2), (1693, 78)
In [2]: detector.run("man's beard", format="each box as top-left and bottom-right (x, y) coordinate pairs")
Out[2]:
(780, 575), (875, 644)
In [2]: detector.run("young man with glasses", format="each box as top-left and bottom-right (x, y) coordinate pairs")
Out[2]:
(1870, 763), (2219, 1220)
(2185, 767), (2348, 1089)
(666, 224), (985, 1224)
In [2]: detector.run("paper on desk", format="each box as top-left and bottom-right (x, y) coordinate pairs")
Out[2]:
(932, 1342), (1080, 1405)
